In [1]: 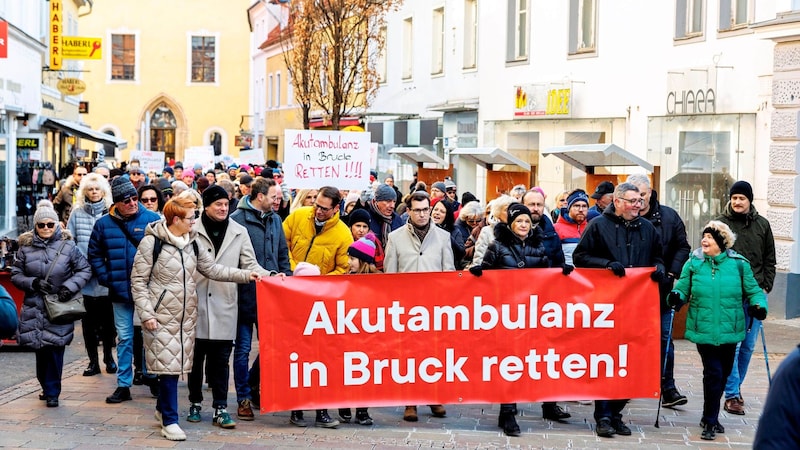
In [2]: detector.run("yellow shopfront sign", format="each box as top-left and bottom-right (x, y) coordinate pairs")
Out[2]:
(62, 37), (103, 60)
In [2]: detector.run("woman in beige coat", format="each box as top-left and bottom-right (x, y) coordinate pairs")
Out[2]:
(131, 196), (260, 441)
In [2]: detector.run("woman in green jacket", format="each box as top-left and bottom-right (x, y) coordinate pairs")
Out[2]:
(667, 220), (767, 441)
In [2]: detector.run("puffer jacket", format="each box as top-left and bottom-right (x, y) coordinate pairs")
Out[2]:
(66, 200), (108, 297)
(554, 211), (588, 266)
(482, 222), (549, 270)
(717, 202), (776, 293)
(283, 205), (353, 274)
(130, 221), (253, 375)
(671, 248), (767, 346)
(11, 228), (92, 349)
(384, 222), (456, 273)
(88, 205), (160, 303)
(573, 203), (664, 269)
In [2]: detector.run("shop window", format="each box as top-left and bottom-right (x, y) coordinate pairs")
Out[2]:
(506, 0), (529, 63)
(402, 17), (414, 80)
(719, 0), (748, 31)
(569, 0), (596, 55)
(111, 34), (136, 80)
(431, 7), (445, 75)
(675, 0), (705, 40)
(463, 0), (478, 69)
(191, 35), (216, 83)
(150, 104), (177, 161)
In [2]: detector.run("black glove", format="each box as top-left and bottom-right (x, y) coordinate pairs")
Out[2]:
(666, 291), (682, 309)
(650, 264), (666, 282)
(748, 305), (767, 321)
(607, 261), (626, 277)
(469, 266), (483, 277)
(562, 264), (574, 276)
(33, 278), (55, 294)
(57, 287), (74, 303)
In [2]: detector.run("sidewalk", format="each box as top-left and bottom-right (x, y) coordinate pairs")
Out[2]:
(0, 319), (796, 449)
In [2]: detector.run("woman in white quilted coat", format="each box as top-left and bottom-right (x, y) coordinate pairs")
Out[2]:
(131, 196), (260, 441)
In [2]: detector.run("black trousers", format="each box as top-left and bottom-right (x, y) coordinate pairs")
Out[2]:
(187, 338), (234, 409)
(36, 345), (65, 399)
(81, 295), (116, 364)
(696, 343), (737, 425)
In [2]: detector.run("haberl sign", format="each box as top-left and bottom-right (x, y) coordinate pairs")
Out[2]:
(57, 78), (87, 96)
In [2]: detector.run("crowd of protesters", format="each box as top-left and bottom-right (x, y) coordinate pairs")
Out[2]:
(7, 158), (778, 443)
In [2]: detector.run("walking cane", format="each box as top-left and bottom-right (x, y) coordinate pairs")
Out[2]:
(654, 307), (675, 428)
(760, 325), (772, 386)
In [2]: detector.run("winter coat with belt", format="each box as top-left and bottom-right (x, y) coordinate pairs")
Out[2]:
(481, 222), (549, 270)
(194, 218), (270, 340)
(130, 221), (253, 375)
(384, 222), (456, 273)
(717, 202), (776, 293)
(11, 228), (92, 349)
(283, 205), (353, 274)
(670, 248), (767, 346)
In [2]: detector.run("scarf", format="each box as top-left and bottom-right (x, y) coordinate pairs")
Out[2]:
(201, 213), (228, 253)
(410, 220), (431, 243)
(369, 200), (393, 246)
(87, 199), (107, 218)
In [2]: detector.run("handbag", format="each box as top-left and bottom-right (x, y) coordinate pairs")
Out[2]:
(41, 240), (86, 324)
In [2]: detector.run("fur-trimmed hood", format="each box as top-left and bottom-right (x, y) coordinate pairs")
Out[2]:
(17, 228), (73, 247)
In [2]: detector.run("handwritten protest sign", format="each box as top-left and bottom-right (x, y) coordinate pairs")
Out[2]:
(256, 268), (660, 412)
(129, 150), (165, 173)
(183, 146), (214, 172)
(239, 148), (266, 166)
(283, 129), (371, 190)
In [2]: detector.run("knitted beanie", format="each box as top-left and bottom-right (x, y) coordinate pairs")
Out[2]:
(348, 237), (376, 264)
(567, 189), (590, 209)
(347, 208), (371, 227)
(374, 184), (397, 202)
(111, 177), (138, 203)
(293, 262), (321, 276)
(33, 199), (59, 224)
(202, 185), (229, 207)
(729, 180), (753, 203)
(506, 203), (532, 225)
(431, 181), (447, 193)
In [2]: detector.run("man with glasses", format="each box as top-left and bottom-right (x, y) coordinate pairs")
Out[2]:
(88, 177), (161, 404)
(626, 174), (691, 409)
(444, 179), (460, 210)
(128, 165), (147, 190)
(553, 189), (591, 266)
(54, 165), (88, 224)
(573, 182), (665, 438)
(93, 163), (111, 180)
(384, 190), (455, 422)
(363, 184), (404, 250)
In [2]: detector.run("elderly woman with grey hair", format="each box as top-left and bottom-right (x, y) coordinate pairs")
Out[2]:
(451, 201), (485, 269)
(469, 195), (517, 268)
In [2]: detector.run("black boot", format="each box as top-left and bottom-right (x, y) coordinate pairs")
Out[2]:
(83, 361), (101, 377)
(315, 409), (340, 428)
(498, 404), (520, 437)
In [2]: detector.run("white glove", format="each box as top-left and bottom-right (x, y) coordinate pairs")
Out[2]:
(281, 182), (291, 202)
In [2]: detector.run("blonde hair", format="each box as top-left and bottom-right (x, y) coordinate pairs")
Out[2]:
(75, 173), (113, 209)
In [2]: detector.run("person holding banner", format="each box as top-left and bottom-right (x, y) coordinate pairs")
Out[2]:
(667, 220), (766, 441)
(573, 182), (665, 438)
(385, 190), (454, 422)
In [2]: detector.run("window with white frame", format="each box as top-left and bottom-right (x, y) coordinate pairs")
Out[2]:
(190, 35), (216, 83)
(506, 0), (529, 62)
(675, 0), (704, 39)
(463, 0), (478, 69)
(111, 34), (136, 80)
(377, 26), (388, 83)
(276, 72), (281, 107)
(568, 0), (596, 54)
(402, 17), (414, 80)
(718, 0), (748, 31)
(268, 74), (273, 108)
(431, 7), (445, 75)
(287, 72), (293, 105)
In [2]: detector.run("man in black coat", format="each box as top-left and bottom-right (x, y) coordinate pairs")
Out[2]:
(573, 182), (665, 438)
(627, 174), (691, 408)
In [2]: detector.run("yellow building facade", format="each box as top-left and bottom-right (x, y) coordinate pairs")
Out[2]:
(78, 0), (252, 164)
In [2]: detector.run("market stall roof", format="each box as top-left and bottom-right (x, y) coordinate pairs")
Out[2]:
(388, 147), (448, 166)
(449, 147), (531, 171)
(541, 143), (652, 173)
(41, 118), (128, 150)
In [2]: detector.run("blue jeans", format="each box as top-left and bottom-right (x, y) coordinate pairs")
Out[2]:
(660, 310), (676, 391)
(156, 375), (179, 426)
(112, 302), (135, 388)
(234, 323), (253, 402)
(36, 345), (65, 399)
(724, 316), (761, 399)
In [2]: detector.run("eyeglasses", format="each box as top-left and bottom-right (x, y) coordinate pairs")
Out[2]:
(140, 197), (158, 204)
(121, 196), (139, 205)
(182, 211), (200, 222)
(74, 172), (87, 177)
(446, 189), (457, 194)
(618, 197), (644, 206)
(314, 203), (334, 212)
(570, 204), (589, 209)
(465, 218), (481, 224)
(410, 207), (431, 215)
(129, 172), (143, 176)
(36, 222), (56, 229)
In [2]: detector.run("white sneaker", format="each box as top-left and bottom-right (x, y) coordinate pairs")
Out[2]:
(161, 423), (186, 441)
(154, 409), (162, 424)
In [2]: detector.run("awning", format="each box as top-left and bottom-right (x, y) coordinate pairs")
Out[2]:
(449, 147), (531, 171)
(388, 147), (448, 166)
(41, 118), (128, 149)
(541, 143), (652, 173)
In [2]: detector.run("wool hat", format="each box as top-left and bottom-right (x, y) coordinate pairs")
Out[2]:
(238, 174), (254, 186)
(196, 177), (210, 192)
(567, 189), (590, 209)
(348, 237), (377, 264)
(182, 171), (195, 180)
(174, 162), (184, 169)
(374, 184), (397, 202)
(193, 163), (203, 171)
(112, 177), (138, 203)
(431, 181), (447, 193)
(729, 180), (753, 203)
(348, 208), (371, 227)
(163, 166), (174, 176)
(461, 192), (479, 206)
(293, 262), (321, 276)
(702, 220), (736, 251)
(591, 181), (615, 199)
(444, 179), (457, 190)
(154, 177), (172, 193)
(506, 203), (532, 225)
(202, 185), (229, 207)
(33, 199), (59, 224)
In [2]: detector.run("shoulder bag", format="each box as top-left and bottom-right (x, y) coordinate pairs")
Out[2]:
(42, 240), (86, 324)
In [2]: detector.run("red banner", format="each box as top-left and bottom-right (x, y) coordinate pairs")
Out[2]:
(257, 268), (660, 412)
(0, 20), (8, 59)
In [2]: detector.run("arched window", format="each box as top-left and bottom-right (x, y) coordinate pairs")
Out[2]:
(150, 103), (177, 160)
(211, 131), (222, 156)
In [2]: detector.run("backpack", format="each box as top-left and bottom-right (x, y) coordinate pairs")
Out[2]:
(152, 236), (199, 265)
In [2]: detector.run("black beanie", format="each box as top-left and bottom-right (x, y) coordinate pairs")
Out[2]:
(506, 203), (532, 225)
(703, 226), (727, 251)
(202, 185), (229, 207)
(729, 180), (753, 203)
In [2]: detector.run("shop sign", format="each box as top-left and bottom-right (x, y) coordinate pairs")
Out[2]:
(62, 37), (102, 60)
(16, 138), (40, 149)
(514, 83), (572, 118)
(0, 20), (8, 59)
(57, 78), (86, 95)
(49, 0), (62, 70)
(78, 101), (89, 113)
(666, 89), (716, 115)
